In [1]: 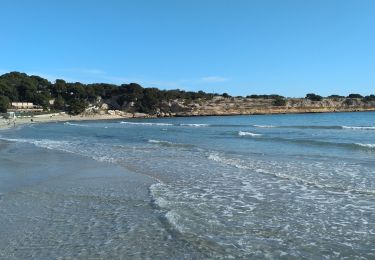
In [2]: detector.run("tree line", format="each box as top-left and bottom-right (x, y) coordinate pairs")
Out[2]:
(0, 72), (374, 114)
(0, 72), (217, 114)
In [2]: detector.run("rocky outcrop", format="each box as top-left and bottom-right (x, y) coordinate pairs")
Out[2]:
(154, 97), (375, 116)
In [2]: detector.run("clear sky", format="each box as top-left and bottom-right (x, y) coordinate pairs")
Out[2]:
(1, 0), (374, 97)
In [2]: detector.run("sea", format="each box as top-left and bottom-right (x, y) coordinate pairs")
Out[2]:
(0, 112), (374, 259)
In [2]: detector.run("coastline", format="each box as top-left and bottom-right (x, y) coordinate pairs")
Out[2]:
(0, 113), (128, 131)
(172, 106), (375, 117)
(1, 108), (375, 131)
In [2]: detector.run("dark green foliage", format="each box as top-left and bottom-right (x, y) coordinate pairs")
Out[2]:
(305, 93), (323, 101)
(53, 95), (65, 110)
(0, 71), (219, 115)
(347, 93), (363, 98)
(139, 88), (159, 113)
(67, 99), (87, 115)
(273, 97), (286, 106)
(344, 98), (355, 106)
(52, 79), (67, 96)
(222, 93), (231, 98)
(0, 96), (10, 112)
(0, 81), (18, 101)
(327, 94), (345, 100)
(0, 72), (51, 106)
(246, 94), (284, 99)
(362, 95), (375, 102)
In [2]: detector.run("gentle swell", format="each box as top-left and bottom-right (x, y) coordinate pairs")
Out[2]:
(252, 125), (276, 128)
(234, 133), (375, 151)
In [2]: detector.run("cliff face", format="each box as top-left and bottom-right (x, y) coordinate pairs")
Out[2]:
(153, 97), (375, 117)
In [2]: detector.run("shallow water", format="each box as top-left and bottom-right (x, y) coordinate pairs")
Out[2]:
(1, 112), (375, 259)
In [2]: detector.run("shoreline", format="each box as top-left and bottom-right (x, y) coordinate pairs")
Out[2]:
(1, 108), (375, 131)
(0, 113), (128, 131)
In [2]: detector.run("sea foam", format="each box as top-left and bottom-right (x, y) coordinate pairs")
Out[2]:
(179, 123), (210, 127)
(342, 126), (375, 130)
(120, 122), (174, 126)
(64, 122), (90, 127)
(355, 143), (375, 149)
(238, 131), (263, 137)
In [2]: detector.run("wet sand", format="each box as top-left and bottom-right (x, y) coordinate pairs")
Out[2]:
(0, 138), (204, 259)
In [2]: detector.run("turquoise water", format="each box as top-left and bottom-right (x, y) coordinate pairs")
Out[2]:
(1, 112), (375, 259)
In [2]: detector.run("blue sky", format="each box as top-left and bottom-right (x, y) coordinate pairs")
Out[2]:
(1, 0), (374, 97)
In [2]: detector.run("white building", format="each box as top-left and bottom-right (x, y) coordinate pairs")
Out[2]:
(11, 102), (35, 109)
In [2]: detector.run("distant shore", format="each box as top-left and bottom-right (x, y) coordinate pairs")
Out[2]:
(172, 107), (375, 117)
(1, 108), (375, 131)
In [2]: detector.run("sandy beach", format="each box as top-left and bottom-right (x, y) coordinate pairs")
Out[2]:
(0, 112), (131, 131)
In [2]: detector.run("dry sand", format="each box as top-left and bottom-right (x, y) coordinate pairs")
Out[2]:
(0, 112), (131, 130)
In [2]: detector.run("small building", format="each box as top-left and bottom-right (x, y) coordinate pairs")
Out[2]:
(11, 102), (35, 109)
(9, 102), (43, 112)
(7, 112), (16, 119)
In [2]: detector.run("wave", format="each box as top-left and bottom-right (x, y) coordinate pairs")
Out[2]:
(253, 125), (375, 130)
(238, 131), (263, 137)
(355, 143), (375, 149)
(269, 125), (343, 130)
(65, 121), (374, 131)
(0, 137), (118, 163)
(148, 139), (172, 144)
(207, 152), (375, 195)
(121, 122), (209, 127)
(252, 125), (276, 128)
(342, 126), (375, 130)
(147, 139), (195, 148)
(179, 123), (210, 127)
(208, 152), (249, 169)
(234, 132), (375, 151)
(120, 121), (174, 126)
(64, 122), (90, 127)
(273, 138), (375, 151)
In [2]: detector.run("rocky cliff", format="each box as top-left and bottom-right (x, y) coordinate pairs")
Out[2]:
(152, 96), (375, 117)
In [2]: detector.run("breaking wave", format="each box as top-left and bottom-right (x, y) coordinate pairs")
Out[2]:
(355, 143), (375, 149)
(120, 121), (174, 126)
(342, 126), (375, 130)
(238, 131), (263, 137)
(179, 123), (210, 127)
(253, 125), (375, 130)
(64, 122), (90, 127)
